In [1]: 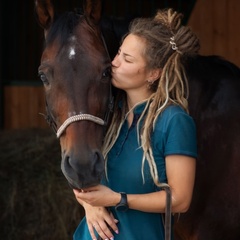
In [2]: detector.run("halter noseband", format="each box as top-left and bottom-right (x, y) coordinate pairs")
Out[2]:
(56, 114), (105, 138)
(43, 78), (114, 138)
(43, 88), (113, 138)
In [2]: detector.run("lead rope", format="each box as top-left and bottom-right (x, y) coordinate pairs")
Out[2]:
(163, 185), (172, 240)
(155, 183), (172, 240)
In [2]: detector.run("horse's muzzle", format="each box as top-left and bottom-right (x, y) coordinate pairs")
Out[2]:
(61, 150), (105, 189)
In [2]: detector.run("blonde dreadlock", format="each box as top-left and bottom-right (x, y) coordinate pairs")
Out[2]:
(102, 8), (200, 186)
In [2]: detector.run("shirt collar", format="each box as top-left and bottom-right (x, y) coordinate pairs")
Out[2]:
(133, 101), (148, 115)
(118, 100), (148, 115)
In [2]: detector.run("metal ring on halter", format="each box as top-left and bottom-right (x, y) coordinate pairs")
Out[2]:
(56, 114), (106, 138)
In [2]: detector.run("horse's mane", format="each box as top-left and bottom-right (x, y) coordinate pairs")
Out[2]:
(186, 55), (240, 80)
(186, 55), (240, 112)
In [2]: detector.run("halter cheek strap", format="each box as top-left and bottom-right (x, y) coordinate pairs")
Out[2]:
(56, 114), (105, 138)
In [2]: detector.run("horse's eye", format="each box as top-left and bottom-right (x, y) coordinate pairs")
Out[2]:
(102, 67), (111, 78)
(38, 72), (49, 85)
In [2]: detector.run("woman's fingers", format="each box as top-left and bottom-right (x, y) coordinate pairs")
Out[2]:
(88, 223), (97, 240)
(106, 212), (119, 235)
(88, 216), (119, 239)
(98, 221), (115, 239)
(85, 207), (119, 240)
(89, 221), (114, 240)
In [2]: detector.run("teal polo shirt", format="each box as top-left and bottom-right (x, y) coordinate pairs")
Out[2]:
(73, 103), (197, 240)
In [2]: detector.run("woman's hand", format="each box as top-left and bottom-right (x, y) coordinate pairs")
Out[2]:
(85, 204), (119, 240)
(73, 187), (120, 240)
(74, 185), (121, 207)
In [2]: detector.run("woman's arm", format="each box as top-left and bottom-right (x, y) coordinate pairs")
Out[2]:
(76, 154), (196, 213)
(127, 155), (196, 213)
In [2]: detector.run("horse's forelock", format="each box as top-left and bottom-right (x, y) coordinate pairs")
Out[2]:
(46, 11), (83, 47)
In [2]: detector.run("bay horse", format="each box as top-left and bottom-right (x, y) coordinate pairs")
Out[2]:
(174, 55), (240, 240)
(35, 0), (117, 189)
(35, 0), (240, 239)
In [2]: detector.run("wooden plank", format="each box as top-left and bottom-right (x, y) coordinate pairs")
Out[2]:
(212, 0), (228, 56)
(4, 86), (48, 129)
(188, 0), (240, 67)
(29, 86), (47, 127)
(4, 86), (19, 129)
(227, 0), (240, 66)
(188, 0), (214, 55)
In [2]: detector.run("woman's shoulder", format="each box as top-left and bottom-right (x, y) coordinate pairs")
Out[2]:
(154, 104), (195, 132)
(160, 104), (189, 120)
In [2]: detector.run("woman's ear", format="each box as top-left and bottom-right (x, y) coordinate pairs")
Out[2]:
(147, 68), (161, 82)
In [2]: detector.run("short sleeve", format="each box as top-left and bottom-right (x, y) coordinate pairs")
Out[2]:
(164, 111), (197, 158)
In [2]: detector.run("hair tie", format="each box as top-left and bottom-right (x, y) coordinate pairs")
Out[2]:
(169, 36), (178, 51)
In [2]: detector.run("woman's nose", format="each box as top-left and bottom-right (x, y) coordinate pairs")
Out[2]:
(111, 55), (119, 67)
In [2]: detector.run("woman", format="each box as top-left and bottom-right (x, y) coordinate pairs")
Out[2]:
(73, 8), (199, 240)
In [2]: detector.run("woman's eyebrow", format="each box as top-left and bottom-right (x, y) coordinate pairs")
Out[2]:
(123, 52), (135, 59)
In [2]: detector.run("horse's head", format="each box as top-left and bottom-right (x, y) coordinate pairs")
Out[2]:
(35, 0), (113, 189)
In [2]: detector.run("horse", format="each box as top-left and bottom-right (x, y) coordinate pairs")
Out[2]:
(35, 0), (118, 189)
(35, 0), (240, 239)
(174, 55), (240, 240)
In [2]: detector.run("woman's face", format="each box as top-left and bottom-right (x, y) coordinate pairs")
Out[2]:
(111, 34), (151, 92)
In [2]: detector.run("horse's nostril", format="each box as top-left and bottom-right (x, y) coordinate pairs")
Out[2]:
(64, 155), (71, 168)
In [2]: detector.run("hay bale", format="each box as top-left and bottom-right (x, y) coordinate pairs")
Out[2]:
(0, 128), (84, 240)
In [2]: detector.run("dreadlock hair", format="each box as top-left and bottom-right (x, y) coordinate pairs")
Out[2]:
(102, 8), (200, 186)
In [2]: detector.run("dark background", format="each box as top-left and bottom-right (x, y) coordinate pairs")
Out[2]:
(0, 0), (195, 82)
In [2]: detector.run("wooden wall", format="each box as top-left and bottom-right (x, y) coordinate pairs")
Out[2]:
(188, 0), (240, 67)
(4, 86), (48, 129)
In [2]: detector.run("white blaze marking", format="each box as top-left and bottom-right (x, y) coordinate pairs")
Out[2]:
(68, 36), (77, 59)
(69, 47), (76, 59)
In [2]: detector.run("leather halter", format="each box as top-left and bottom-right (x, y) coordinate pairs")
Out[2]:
(57, 114), (105, 138)
(42, 32), (114, 138)
(43, 76), (113, 138)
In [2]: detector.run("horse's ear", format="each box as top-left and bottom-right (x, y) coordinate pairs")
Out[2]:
(34, 0), (54, 30)
(83, 0), (102, 24)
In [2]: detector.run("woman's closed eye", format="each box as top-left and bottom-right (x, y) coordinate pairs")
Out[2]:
(124, 58), (133, 63)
